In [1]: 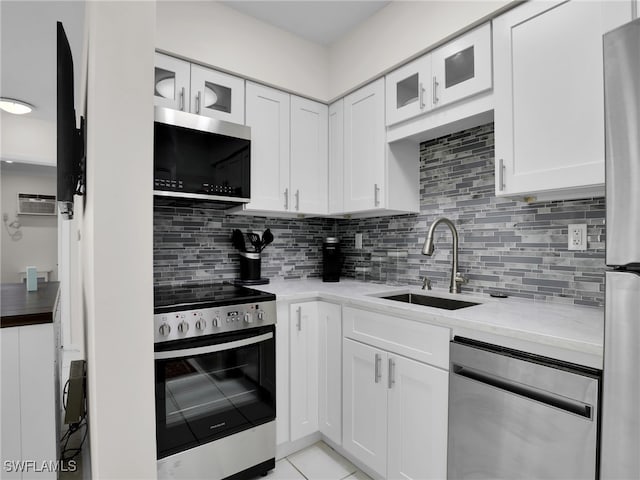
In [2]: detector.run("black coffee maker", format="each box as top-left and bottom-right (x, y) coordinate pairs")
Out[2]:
(322, 237), (342, 282)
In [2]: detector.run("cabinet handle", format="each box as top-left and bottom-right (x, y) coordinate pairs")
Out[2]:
(374, 183), (380, 207)
(295, 189), (300, 211)
(374, 353), (382, 383)
(179, 87), (185, 111)
(498, 159), (505, 191)
(296, 306), (302, 331)
(419, 82), (425, 109)
(432, 77), (439, 105)
(284, 188), (289, 210)
(388, 358), (396, 389)
(196, 90), (202, 114)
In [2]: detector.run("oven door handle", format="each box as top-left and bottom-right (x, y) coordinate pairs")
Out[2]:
(154, 332), (273, 360)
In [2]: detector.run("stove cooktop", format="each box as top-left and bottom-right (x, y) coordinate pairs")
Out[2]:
(154, 282), (275, 314)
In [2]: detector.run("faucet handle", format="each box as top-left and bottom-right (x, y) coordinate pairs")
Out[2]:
(454, 272), (468, 286)
(422, 276), (432, 290)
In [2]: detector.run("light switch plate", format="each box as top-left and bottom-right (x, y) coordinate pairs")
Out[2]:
(568, 224), (587, 251)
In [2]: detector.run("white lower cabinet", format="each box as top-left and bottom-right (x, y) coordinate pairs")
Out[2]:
(279, 301), (449, 479)
(1, 324), (57, 479)
(289, 302), (320, 441)
(318, 302), (343, 445)
(277, 300), (343, 451)
(342, 307), (450, 479)
(276, 302), (290, 446)
(387, 355), (448, 480)
(343, 339), (389, 476)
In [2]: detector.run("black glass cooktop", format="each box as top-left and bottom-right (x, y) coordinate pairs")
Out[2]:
(154, 282), (275, 314)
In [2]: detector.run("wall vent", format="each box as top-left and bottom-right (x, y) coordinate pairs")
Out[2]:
(17, 193), (57, 216)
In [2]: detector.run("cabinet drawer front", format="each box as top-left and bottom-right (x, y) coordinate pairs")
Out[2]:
(343, 306), (450, 369)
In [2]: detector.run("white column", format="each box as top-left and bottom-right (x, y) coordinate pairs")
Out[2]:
(83, 1), (156, 478)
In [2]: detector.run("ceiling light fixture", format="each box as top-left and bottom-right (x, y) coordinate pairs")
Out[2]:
(0, 98), (34, 115)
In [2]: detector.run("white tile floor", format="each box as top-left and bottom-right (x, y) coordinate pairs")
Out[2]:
(261, 442), (372, 480)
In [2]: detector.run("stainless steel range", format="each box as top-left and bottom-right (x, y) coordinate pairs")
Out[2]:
(153, 283), (276, 480)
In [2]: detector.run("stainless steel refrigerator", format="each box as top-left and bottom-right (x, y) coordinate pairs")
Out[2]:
(601, 17), (640, 480)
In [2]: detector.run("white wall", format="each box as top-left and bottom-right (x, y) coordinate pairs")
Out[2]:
(156, 1), (512, 103)
(328, 1), (512, 100)
(0, 114), (56, 166)
(156, 1), (330, 101)
(83, 1), (156, 478)
(0, 164), (58, 283)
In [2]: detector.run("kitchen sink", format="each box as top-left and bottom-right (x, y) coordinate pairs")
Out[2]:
(380, 293), (479, 310)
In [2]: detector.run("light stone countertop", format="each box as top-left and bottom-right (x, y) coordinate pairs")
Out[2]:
(257, 278), (604, 369)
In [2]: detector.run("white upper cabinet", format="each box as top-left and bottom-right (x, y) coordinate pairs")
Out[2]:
(244, 82), (291, 212)
(494, 0), (631, 201)
(240, 84), (328, 216)
(154, 53), (191, 112)
(344, 79), (420, 216)
(189, 64), (245, 124)
(154, 52), (245, 124)
(431, 22), (492, 108)
(344, 79), (386, 212)
(290, 96), (329, 215)
(385, 55), (432, 126)
(385, 23), (492, 128)
(328, 100), (345, 215)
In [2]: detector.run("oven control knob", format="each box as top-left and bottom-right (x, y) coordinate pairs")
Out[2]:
(244, 312), (253, 324)
(195, 319), (206, 331)
(212, 317), (221, 328)
(178, 321), (189, 334)
(159, 323), (171, 337)
(257, 311), (265, 321)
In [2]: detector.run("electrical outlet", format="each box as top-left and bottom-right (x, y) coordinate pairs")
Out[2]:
(355, 233), (363, 249)
(568, 224), (587, 251)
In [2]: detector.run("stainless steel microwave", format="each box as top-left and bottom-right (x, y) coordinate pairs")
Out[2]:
(153, 107), (251, 204)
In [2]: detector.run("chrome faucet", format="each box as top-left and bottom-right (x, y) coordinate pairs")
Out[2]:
(422, 276), (432, 290)
(421, 217), (467, 293)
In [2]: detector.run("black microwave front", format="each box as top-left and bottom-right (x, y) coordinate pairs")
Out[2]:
(153, 107), (251, 203)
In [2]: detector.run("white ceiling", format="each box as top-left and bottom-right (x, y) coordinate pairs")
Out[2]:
(0, 1), (85, 123)
(0, 0), (386, 148)
(222, 1), (391, 45)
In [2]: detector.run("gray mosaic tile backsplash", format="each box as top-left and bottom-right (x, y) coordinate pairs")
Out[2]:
(154, 201), (336, 286)
(336, 123), (606, 306)
(154, 122), (606, 306)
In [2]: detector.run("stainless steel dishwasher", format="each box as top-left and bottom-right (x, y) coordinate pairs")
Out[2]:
(447, 337), (601, 479)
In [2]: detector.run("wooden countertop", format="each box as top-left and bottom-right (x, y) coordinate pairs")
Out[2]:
(1, 282), (60, 328)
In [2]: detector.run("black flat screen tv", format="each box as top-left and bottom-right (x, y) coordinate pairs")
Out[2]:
(57, 21), (85, 220)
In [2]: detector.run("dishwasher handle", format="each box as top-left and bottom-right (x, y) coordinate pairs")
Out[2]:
(452, 364), (593, 419)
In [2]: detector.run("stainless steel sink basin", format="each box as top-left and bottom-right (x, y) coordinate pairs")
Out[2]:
(380, 293), (479, 310)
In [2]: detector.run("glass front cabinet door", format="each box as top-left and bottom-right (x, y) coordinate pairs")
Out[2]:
(431, 23), (492, 108)
(190, 64), (245, 124)
(385, 55), (432, 126)
(154, 53), (246, 124)
(154, 52), (191, 112)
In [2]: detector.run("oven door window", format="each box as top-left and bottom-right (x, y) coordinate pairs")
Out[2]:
(155, 326), (275, 459)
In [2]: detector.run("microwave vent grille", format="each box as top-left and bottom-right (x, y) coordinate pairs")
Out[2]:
(17, 193), (57, 216)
